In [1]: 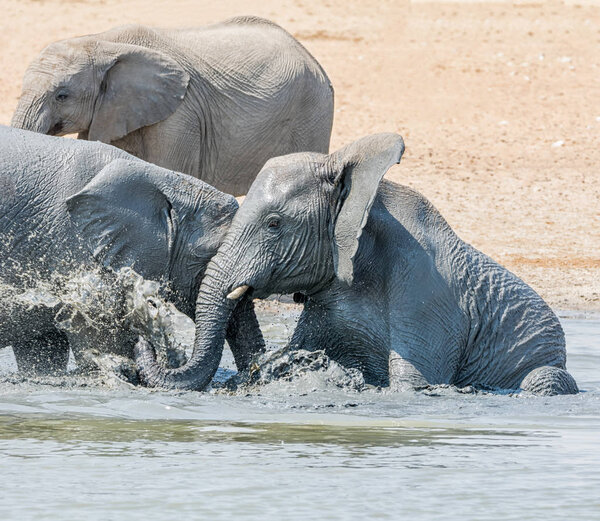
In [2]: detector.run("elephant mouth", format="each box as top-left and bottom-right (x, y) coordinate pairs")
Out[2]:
(293, 292), (307, 303)
(48, 121), (64, 136)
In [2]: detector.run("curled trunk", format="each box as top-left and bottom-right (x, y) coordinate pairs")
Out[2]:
(135, 254), (264, 390)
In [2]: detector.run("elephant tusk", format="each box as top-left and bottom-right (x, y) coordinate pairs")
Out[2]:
(226, 285), (249, 300)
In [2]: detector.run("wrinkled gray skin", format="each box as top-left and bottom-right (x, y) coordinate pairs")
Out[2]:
(11, 16), (334, 196)
(136, 133), (578, 395)
(0, 126), (263, 379)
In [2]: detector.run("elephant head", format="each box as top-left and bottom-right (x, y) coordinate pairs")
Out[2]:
(66, 158), (264, 388)
(135, 133), (404, 390)
(11, 32), (189, 142)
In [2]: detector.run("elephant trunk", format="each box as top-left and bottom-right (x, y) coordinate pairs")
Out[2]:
(134, 250), (261, 390)
(11, 95), (52, 134)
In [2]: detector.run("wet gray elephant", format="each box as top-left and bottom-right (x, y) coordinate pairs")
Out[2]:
(0, 126), (263, 375)
(11, 17), (334, 196)
(136, 133), (578, 395)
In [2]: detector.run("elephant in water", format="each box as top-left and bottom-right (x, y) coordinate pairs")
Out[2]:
(11, 16), (334, 196)
(136, 133), (578, 395)
(0, 126), (263, 376)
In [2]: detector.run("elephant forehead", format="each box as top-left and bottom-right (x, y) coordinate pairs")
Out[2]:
(254, 157), (322, 201)
(262, 152), (324, 174)
(28, 42), (86, 80)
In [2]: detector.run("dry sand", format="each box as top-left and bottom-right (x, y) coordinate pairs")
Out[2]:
(0, 0), (598, 311)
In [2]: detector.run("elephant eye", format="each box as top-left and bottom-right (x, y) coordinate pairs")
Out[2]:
(267, 217), (281, 230)
(55, 90), (69, 102)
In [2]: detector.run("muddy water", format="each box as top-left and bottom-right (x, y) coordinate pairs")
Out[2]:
(0, 304), (599, 521)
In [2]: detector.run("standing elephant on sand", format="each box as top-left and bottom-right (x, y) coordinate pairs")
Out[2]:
(11, 16), (334, 196)
(136, 133), (578, 395)
(0, 126), (263, 375)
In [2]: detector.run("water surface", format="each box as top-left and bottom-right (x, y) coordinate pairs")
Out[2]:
(0, 308), (598, 521)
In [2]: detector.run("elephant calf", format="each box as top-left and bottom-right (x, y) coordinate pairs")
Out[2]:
(11, 16), (334, 196)
(0, 126), (263, 376)
(136, 133), (578, 395)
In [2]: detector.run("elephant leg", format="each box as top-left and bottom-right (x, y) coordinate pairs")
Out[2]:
(6, 306), (70, 375)
(290, 307), (391, 386)
(389, 351), (430, 391)
(288, 307), (326, 353)
(520, 366), (579, 395)
(66, 329), (104, 373)
(12, 329), (70, 375)
(225, 295), (265, 371)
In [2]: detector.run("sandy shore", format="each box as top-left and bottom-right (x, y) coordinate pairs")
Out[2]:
(1, 0), (598, 310)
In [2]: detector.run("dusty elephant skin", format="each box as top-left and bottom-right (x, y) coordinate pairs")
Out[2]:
(0, 126), (263, 378)
(10, 16), (334, 196)
(137, 133), (578, 396)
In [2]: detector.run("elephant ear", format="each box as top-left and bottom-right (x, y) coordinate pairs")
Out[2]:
(65, 159), (177, 280)
(88, 42), (189, 144)
(325, 133), (405, 285)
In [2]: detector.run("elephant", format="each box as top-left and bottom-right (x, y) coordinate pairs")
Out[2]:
(135, 133), (579, 395)
(0, 125), (263, 376)
(11, 16), (334, 196)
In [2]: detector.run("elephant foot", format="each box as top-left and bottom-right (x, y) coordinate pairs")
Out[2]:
(388, 351), (429, 391)
(520, 366), (579, 396)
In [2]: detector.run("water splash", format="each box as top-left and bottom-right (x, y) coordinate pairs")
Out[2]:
(215, 344), (366, 395)
(1, 264), (364, 391)
(0, 267), (190, 381)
